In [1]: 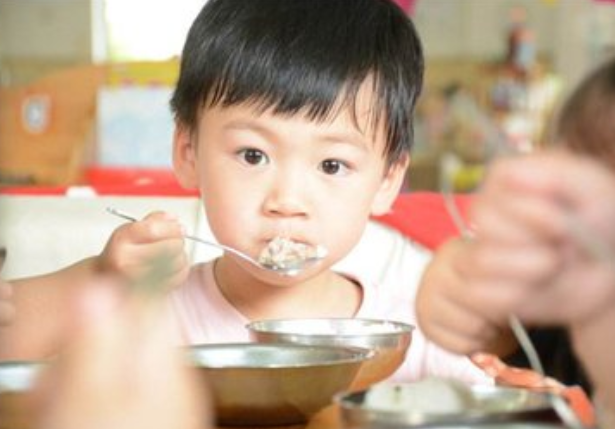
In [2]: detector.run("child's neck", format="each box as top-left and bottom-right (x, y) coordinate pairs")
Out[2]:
(212, 257), (362, 321)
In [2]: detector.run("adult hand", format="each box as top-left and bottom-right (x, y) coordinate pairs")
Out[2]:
(34, 278), (211, 429)
(417, 238), (518, 356)
(469, 151), (615, 327)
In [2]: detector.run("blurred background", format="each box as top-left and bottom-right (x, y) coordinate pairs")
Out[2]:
(0, 0), (614, 192)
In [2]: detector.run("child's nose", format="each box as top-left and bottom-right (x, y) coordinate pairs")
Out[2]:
(263, 172), (308, 218)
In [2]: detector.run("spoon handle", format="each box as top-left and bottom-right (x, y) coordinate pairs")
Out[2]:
(105, 207), (259, 267)
(105, 207), (325, 277)
(508, 314), (544, 376)
(106, 207), (139, 224)
(182, 233), (259, 265)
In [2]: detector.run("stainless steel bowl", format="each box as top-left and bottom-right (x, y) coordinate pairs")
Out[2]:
(246, 318), (414, 390)
(335, 383), (559, 429)
(0, 361), (45, 429)
(188, 342), (373, 427)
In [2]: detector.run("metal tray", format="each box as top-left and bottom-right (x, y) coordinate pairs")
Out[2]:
(336, 383), (560, 428)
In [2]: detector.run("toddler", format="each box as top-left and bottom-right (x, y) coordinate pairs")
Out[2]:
(1, 0), (488, 385)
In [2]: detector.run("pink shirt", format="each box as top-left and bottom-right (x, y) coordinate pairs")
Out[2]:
(170, 260), (491, 385)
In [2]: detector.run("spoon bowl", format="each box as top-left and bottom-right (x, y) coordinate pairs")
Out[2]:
(106, 207), (326, 276)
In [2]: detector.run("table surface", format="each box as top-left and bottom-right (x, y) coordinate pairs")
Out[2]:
(215, 405), (341, 429)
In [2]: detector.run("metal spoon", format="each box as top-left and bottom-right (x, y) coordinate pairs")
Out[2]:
(106, 207), (326, 276)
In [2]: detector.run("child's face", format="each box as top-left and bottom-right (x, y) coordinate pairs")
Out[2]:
(174, 85), (408, 279)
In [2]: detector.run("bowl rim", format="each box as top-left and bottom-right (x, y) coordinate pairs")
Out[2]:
(246, 317), (415, 339)
(187, 342), (375, 369)
(334, 383), (556, 426)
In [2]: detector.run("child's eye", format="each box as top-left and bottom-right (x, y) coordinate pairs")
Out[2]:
(238, 148), (268, 166)
(319, 159), (350, 176)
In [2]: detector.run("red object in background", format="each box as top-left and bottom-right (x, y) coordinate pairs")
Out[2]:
(0, 167), (199, 197)
(83, 167), (198, 196)
(594, 0), (615, 3)
(85, 167), (179, 187)
(391, 0), (416, 14)
(373, 192), (472, 250)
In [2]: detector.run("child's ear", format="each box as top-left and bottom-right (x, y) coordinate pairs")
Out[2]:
(172, 123), (199, 189)
(370, 154), (410, 216)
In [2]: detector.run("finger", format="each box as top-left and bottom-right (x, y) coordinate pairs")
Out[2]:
(484, 153), (615, 265)
(416, 280), (495, 355)
(453, 240), (551, 317)
(494, 151), (614, 205)
(472, 186), (570, 245)
(488, 152), (615, 234)
(104, 237), (187, 281)
(417, 286), (501, 353)
(517, 263), (615, 325)
(467, 240), (563, 286)
(424, 314), (499, 356)
(129, 237), (187, 266)
(434, 297), (501, 344)
(142, 212), (186, 240)
(113, 213), (185, 245)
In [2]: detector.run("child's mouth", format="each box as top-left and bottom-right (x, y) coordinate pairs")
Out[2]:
(257, 237), (327, 272)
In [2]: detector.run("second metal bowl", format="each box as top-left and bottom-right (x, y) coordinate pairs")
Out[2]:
(246, 317), (414, 390)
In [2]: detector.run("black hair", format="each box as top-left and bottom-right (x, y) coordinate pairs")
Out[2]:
(170, 0), (424, 165)
(555, 56), (615, 171)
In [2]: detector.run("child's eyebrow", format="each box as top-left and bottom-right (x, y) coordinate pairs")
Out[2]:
(223, 119), (370, 150)
(222, 120), (265, 132)
(315, 131), (370, 151)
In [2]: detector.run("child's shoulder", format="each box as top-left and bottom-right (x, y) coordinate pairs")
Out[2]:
(337, 219), (432, 295)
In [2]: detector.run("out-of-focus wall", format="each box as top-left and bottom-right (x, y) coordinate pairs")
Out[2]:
(414, 0), (615, 89)
(0, 0), (93, 86)
(2, 0), (614, 89)
(415, 0), (556, 61)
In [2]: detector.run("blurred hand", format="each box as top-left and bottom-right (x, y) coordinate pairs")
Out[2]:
(418, 151), (615, 356)
(420, 150), (615, 420)
(469, 151), (615, 327)
(34, 278), (211, 429)
(98, 211), (189, 291)
(417, 238), (516, 356)
(0, 280), (15, 326)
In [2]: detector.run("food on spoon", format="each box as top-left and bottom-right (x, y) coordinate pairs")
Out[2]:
(258, 237), (327, 270)
(364, 377), (477, 414)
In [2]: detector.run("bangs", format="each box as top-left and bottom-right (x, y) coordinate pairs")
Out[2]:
(205, 46), (370, 123)
(207, 61), (391, 144)
(171, 0), (423, 163)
